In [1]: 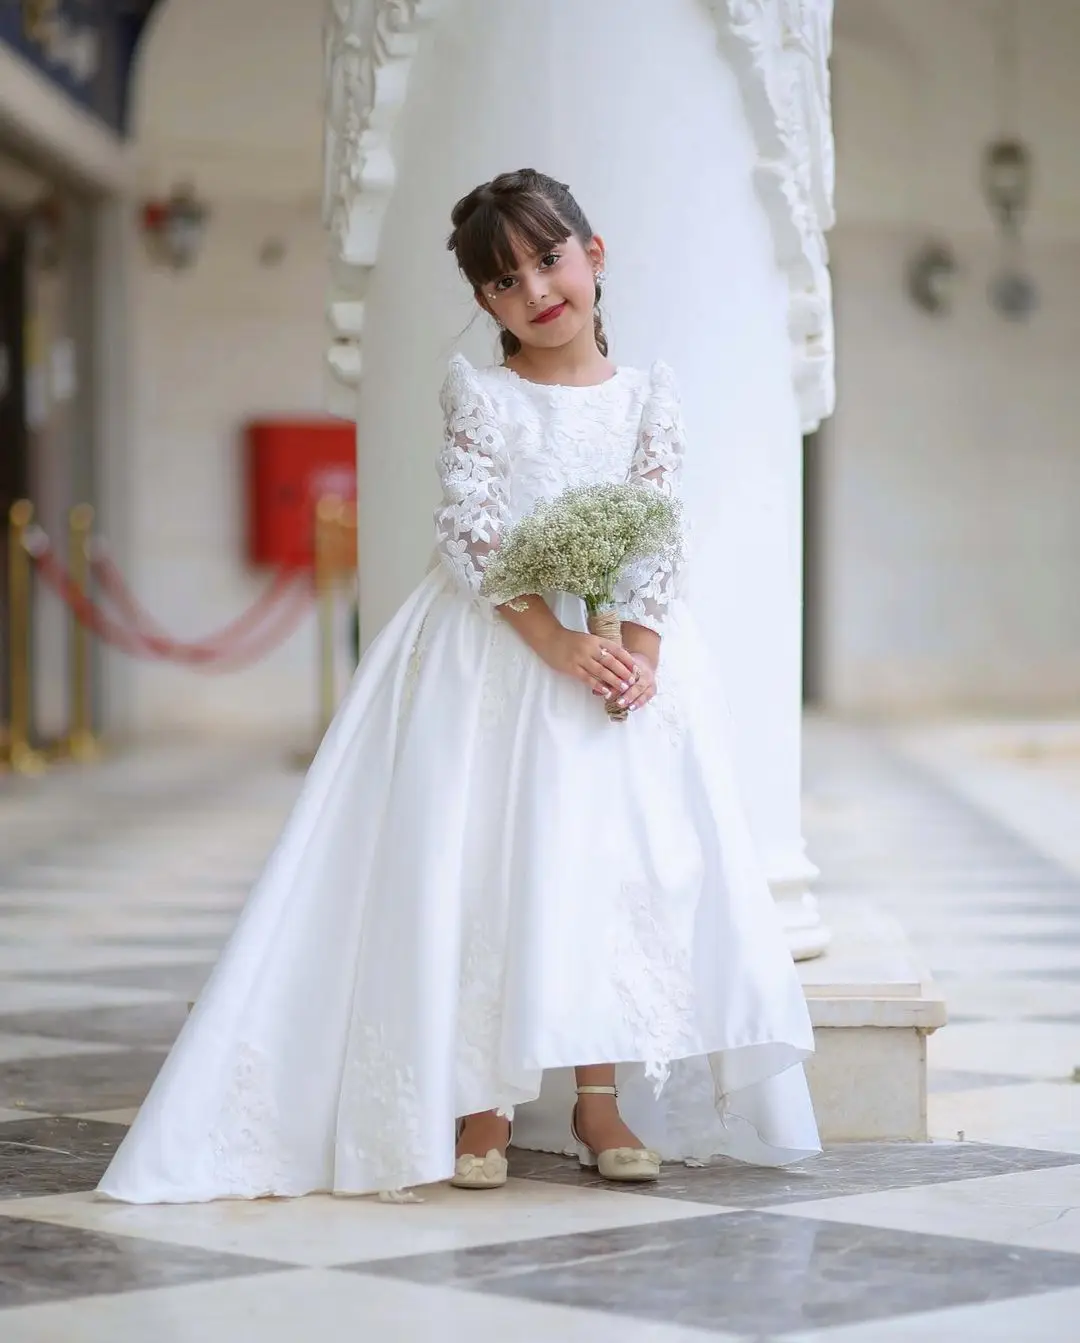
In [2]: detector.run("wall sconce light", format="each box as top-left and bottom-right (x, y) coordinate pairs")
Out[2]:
(982, 2), (1037, 321)
(906, 241), (958, 316)
(981, 138), (1038, 320)
(981, 138), (1033, 236)
(141, 184), (210, 270)
(988, 266), (1038, 321)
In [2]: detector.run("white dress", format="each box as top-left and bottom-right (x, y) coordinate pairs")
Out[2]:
(98, 356), (820, 1203)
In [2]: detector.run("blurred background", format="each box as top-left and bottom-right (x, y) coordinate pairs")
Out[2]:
(1, 0), (327, 750)
(810, 0), (1080, 718)
(3, 0), (1079, 753)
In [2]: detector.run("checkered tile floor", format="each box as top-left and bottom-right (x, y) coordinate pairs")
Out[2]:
(1, 725), (1080, 1340)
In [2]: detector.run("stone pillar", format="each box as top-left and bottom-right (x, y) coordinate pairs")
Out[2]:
(323, 0), (835, 959)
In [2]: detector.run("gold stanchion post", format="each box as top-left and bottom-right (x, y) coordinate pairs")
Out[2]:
(66, 503), (99, 762)
(5, 501), (46, 776)
(291, 494), (355, 770)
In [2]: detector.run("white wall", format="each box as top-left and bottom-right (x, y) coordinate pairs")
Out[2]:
(117, 0), (329, 734)
(125, 198), (330, 733)
(822, 0), (1080, 713)
(825, 226), (1080, 712)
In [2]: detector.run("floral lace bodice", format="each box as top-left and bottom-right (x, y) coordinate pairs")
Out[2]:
(434, 356), (686, 633)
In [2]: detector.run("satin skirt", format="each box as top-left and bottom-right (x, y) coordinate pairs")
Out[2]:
(98, 572), (820, 1202)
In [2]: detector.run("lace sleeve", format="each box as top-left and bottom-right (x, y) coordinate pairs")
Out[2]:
(433, 356), (517, 603)
(614, 362), (686, 635)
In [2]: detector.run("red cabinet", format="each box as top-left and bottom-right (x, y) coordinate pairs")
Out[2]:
(245, 419), (356, 569)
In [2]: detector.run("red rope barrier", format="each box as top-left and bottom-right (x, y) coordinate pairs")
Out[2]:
(90, 543), (299, 659)
(26, 532), (313, 674)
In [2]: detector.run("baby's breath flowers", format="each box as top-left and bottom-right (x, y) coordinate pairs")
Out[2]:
(481, 483), (682, 721)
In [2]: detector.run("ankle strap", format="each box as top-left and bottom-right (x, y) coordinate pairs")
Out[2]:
(576, 1085), (618, 1097)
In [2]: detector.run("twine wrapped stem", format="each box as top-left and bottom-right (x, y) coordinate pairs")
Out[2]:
(587, 606), (628, 722)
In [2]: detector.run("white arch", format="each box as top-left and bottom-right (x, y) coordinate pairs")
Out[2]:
(131, 0), (323, 202)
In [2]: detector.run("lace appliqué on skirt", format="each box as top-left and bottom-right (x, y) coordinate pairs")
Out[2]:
(477, 630), (529, 736)
(399, 618), (429, 723)
(610, 881), (697, 1090)
(206, 1043), (291, 1198)
(341, 1022), (425, 1193)
(455, 910), (518, 1119)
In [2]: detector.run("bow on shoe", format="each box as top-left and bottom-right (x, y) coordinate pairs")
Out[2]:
(454, 1150), (507, 1180)
(610, 1147), (662, 1167)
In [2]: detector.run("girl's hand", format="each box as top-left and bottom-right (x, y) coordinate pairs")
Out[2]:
(538, 628), (638, 699)
(602, 651), (657, 713)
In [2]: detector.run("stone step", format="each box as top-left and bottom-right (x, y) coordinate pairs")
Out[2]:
(800, 904), (947, 1142)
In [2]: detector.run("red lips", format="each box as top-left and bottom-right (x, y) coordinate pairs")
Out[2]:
(532, 302), (567, 324)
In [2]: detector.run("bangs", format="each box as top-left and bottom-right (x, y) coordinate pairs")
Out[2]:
(452, 193), (572, 289)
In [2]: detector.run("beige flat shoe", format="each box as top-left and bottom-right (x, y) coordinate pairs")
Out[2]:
(451, 1118), (512, 1189)
(572, 1085), (661, 1183)
(450, 1148), (509, 1190)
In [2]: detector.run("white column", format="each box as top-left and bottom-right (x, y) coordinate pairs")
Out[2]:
(324, 0), (835, 959)
(93, 198), (137, 738)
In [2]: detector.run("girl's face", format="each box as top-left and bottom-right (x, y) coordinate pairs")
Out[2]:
(479, 231), (605, 353)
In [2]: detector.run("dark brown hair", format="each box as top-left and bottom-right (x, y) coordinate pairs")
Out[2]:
(447, 169), (607, 361)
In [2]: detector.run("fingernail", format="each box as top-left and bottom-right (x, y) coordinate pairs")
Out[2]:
(621, 682), (630, 691)
(617, 698), (626, 707)
(604, 690), (611, 699)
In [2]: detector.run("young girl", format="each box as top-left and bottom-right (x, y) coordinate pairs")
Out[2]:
(98, 170), (819, 1203)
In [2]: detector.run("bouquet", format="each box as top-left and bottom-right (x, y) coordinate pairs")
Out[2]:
(480, 482), (682, 721)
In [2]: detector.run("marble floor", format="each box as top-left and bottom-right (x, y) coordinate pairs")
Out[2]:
(1, 723), (1080, 1340)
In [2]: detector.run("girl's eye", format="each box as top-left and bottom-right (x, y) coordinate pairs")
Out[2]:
(540, 253), (560, 269)
(493, 276), (516, 293)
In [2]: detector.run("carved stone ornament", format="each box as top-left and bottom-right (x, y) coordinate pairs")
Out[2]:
(323, 0), (438, 393)
(323, 1), (836, 431)
(709, 1), (836, 431)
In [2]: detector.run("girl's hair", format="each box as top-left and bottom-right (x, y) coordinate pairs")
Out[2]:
(447, 169), (607, 362)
